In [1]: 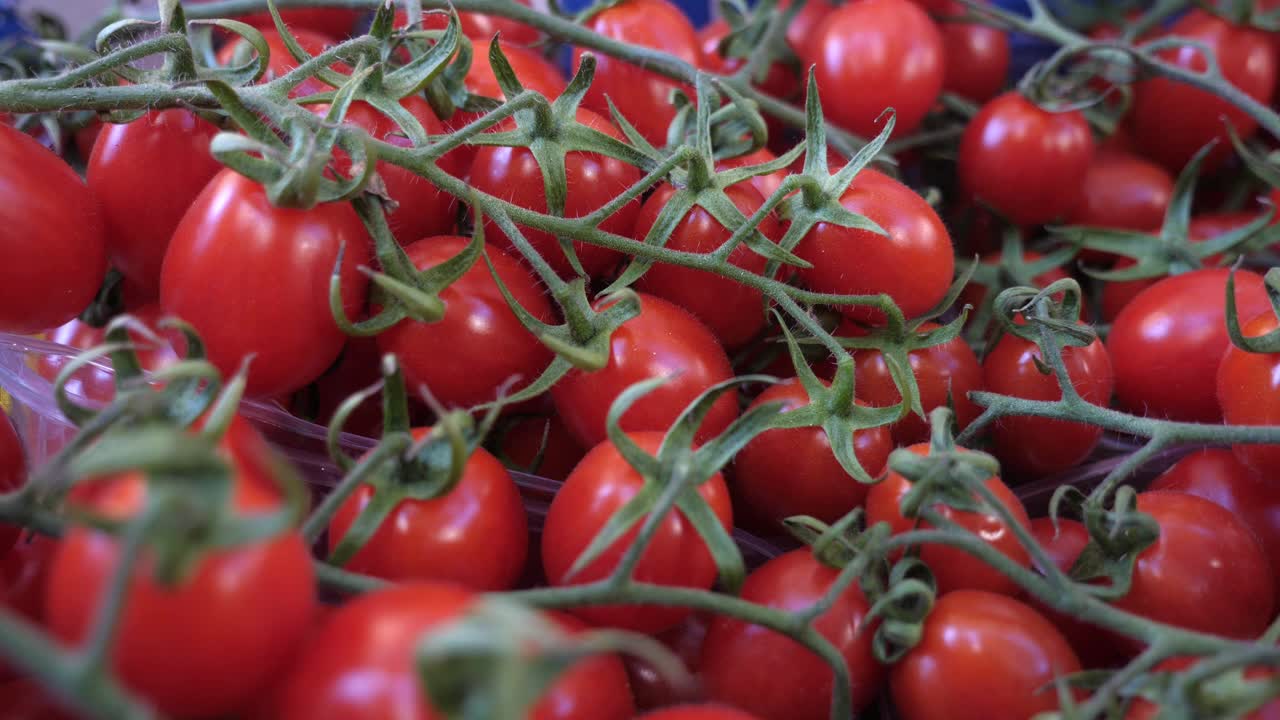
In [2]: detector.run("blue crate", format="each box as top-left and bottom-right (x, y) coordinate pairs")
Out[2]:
(0, 0), (28, 43)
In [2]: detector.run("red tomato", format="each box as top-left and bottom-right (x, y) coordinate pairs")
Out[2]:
(375, 235), (552, 411)
(542, 432), (734, 633)
(699, 549), (884, 719)
(73, 120), (102, 161)
(1107, 268), (1270, 422)
(1125, 657), (1280, 720)
(551, 293), (737, 449)
(495, 414), (586, 481)
(1218, 311), (1280, 477)
(0, 409), (25, 556)
(161, 169), (371, 399)
(468, 107), (640, 279)
(1132, 11), (1277, 173)
(732, 377), (892, 530)
(1068, 152), (1173, 232)
(959, 91), (1094, 226)
(640, 706), (765, 720)
(0, 680), (77, 720)
(215, 28), (344, 98)
(573, 0), (700, 146)
(625, 613), (708, 710)
(697, 19), (795, 100)
(796, 168), (954, 324)
(0, 123), (105, 334)
(287, 336), (384, 438)
(36, 305), (181, 405)
(410, 1), (542, 46)
(235, 8), (359, 38)
(1027, 517), (1126, 668)
(328, 429), (528, 591)
(634, 183), (782, 349)
(807, 0), (944, 138)
(715, 147), (786, 201)
(891, 590), (1081, 720)
(1, 532), (55, 625)
(940, 7), (1010, 103)
(864, 442), (1032, 596)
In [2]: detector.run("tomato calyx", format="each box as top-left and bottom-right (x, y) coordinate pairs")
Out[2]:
(1224, 266), (1280, 354)
(1128, 657), (1280, 719)
(960, 229), (1078, 341)
(1049, 485), (1159, 601)
(887, 407), (1002, 522)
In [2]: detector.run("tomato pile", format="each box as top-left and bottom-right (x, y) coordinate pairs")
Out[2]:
(4, 0), (1280, 718)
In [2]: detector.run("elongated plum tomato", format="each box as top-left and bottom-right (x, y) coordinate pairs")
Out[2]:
(542, 432), (734, 633)
(468, 107), (640, 279)
(573, 0), (699, 146)
(700, 549), (884, 720)
(864, 443), (1032, 596)
(551, 293), (738, 449)
(87, 110), (223, 300)
(983, 325), (1114, 477)
(796, 168), (954, 324)
(1107, 268), (1270, 422)
(732, 378), (892, 530)
(635, 183), (783, 349)
(215, 28), (344, 98)
(45, 438), (316, 719)
(160, 169), (372, 399)
(274, 584), (636, 720)
(328, 430), (528, 591)
(0, 123), (105, 334)
(807, 0), (944, 138)
(891, 590), (1081, 720)
(1132, 10), (1277, 173)
(959, 91), (1094, 226)
(375, 236), (553, 411)
(1218, 310), (1280, 476)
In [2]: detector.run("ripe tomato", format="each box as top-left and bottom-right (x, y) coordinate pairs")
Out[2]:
(732, 377), (892, 530)
(1067, 152), (1173, 233)
(1, 532), (54, 626)
(807, 0), (944, 138)
(86, 110), (223, 301)
(891, 590), (1081, 720)
(625, 613), (708, 710)
(542, 432), (734, 633)
(0, 123), (105, 334)
(468, 107), (640, 279)
(959, 91), (1094, 226)
(1219, 310), (1280, 477)
(1131, 11), (1277, 173)
(0, 408), (25, 556)
(864, 442), (1032, 596)
(375, 235), (552, 411)
(287, 336), (384, 438)
(161, 169), (371, 399)
(1027, 517), (1126, 669)
(215, 28), (344, 98)
(328, 430), (529, 591)
(411, 0), (542, 47)
(1111, 491), (1274, 654)
(697, 19), (795, 100)
(699, 549), (884, 720)
(0, 679), (77, 720)
(1107, 268), (1270, 422)
(36, 305), (181, 405)
(1124, 657), (1280, 720)
(551, 293), (737, 450)
(234, 8), (359, 38)
(983, 326), (1114, 477)
(494, 414), (586, 481)
(796, 168), (954, 324)
(715, 147), (787, 201)
(634, 183), (782, 349)
(639, 706), (765, 720)
(940, 5), (1010, 103)
(573, 0), (700, 147)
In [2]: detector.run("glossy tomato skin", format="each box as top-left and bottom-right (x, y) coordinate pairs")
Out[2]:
(235, 8), (359, 37)
(1027, 517), (1126, 669)
(732, 378), (892, 530)
(1108, 268), (1271, 422)
(865, 443), (1032, 596)
(1068, 152), (1173, 232)
(891, 590), (1081, 720)
(542, 432), (734, 633)
(469, 108), (640, 279)
(983, 329), (1114, 477)
(715, 147), (786, 202)
(797, 169), (954, 324)
(329, 431), (528, 591)
(413, 0), (542, 47)
(634, 183), (783, 349)
(640, 706), (765, 720)
(87, 110), (223, 300)
(551, 293), (738, 450)
(1125, 657), (1280, 720)
(376, 236), (553, 411)
(161, 169), (371, 399)
(699, 549), (884, 720)
(495, 414), (586, 481)
(940, 9), (1010, 103)
(808, 0), (944, 138)
(0, 123), (105, 334)
(959, 91), (1094, 226)
(1132, 11), (1277, 173)
(35, 305), (181, 405)
(216, 28), (342, 98)
(1218, 312), (1280, 476)
(574, 0), (699, 147)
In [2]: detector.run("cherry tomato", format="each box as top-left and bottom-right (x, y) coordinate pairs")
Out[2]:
(1125, 657), (1280, 720)
(1220, 308), (1280, 481)
(699, 548), (884, 719)
(940, 4), (1010, 103)
(494, 414), (586, 481)
(634, 183), (782, 349)
(865, 442), (1032, 596)
(625, 613), (708, 710)
(411, 1), (543, 47)
(807, 0), (944, 138)
(542, 431), (734, 633)
(891, 590), (1081, 720)
(161, 169), (371, 399)
(715, 147), (787, 202)
(574, 0), (700, 147)
(732, 377), (892, 530)
(551, 293), (738, 450)
(375, 235), (552, 411)
(329, 429), (529, 591)
(35, 305), (181, 405)
(796, 168), (955, 324)
(469, 107), (640, 279)
(1107, 268), (1270, 422)
(639, 706), (765, 720)
(959, 91), (1094, 226)
(0, 408), (25, 555)
(1068, 152), (1173, 232)
(0, 123), (105, 334)
(1027, 517), (1126, 669)
(697, 19), (795, 100)
(1131, 11), (1277, 173)
(235, 8), (359, 38)
(216, 28), (345, 98)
